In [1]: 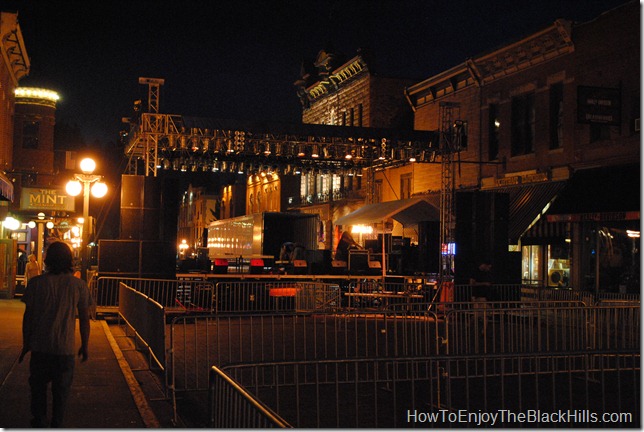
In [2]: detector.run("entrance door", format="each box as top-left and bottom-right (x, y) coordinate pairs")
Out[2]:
(0, 239), (17, 299)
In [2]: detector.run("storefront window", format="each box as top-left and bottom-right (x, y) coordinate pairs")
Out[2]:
(521, 245), (541, 285)
(547, 243), (570, 288)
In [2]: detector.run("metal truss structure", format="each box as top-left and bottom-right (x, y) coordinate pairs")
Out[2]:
(124, 79), (439, 178)
(438, 102), (465, 281)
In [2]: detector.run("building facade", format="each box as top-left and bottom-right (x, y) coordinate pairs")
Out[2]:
(177, 184), (219, 256)
(403, 1), (639, 290)
(292, 49), (417, 253)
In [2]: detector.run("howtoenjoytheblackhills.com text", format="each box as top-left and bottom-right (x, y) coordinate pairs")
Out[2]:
(407, 409), (634, 426)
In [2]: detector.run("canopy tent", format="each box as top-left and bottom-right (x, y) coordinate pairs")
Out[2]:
(334, 197), (440, 227)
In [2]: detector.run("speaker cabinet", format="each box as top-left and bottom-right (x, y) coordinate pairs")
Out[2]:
(120, 175), (161, 241)
(454, 191), (509, 284)
(98, 239), (175, 278)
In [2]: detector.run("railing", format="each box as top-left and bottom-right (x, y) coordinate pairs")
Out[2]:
(444, 303), (640, 355)
(169, 309), (441, 421)
(95, 275), (640, 426)
(208, 365), (291, 428)
(118, 282), (166, 370)
(91, 276), (215, 312)
(214, 351), (640, 428)
(213, 281), (341, 313)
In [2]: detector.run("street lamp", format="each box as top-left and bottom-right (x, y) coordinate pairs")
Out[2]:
(65, 157), (108, 280)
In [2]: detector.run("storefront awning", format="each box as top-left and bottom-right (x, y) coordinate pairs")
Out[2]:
(334, 197), (440, 226)
(0, 172), (13, 201)
(546, 164), (640, 222)
(494, 181), (567, 244)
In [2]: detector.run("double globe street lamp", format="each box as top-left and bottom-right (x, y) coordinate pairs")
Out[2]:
(65, 157), (107, 280)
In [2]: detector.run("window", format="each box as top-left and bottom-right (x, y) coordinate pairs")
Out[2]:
(488, 104), (500, 160)
(21, 120), (40, 149)
(373, 180), (383, 203)
(511, 93), (535, 156)
(549, 83), (564, 149)
(400, 173), (412, 199)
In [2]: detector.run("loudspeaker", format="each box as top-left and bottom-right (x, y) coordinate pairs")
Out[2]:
(348, 250), (369, 274)
(331, 260), (347, 275)
(98, 240), (140, 274)
(454, 191), (509, 284)
(120, 175), (161, 241)
(213, 258), (228, 274)
(293, 259), (307, 275)
(98, 240), (175, 278)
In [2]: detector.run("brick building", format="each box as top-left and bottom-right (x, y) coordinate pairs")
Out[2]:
(402, 1), (639, 290)
(292, 49), (417, 253)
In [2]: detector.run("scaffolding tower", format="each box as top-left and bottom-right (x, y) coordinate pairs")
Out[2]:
(438, 102), (462, 282)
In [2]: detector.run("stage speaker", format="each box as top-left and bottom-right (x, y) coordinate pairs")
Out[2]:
(249, 259), (265, 274)
(293, 259), (307, 275)
(120, 175), (161, 241)
(98, 239), (175, 278)
(98, 240), (140, 274)
(213, 258), (229, 274)
(348, 250), (369, 274)
(331, 260), (347, 275)
(454, 191), (509, 284)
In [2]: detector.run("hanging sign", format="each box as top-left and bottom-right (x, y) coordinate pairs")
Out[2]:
(20, 187), (75, 212)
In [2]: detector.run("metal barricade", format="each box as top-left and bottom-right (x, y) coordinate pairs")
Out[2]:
(93, 276), (215, 313)
(444, 303), (640, 355)
(213, 281), (340, 313)
(214, 351), (639, 428)
(169, 308), (440, 422)
(208, 365), (291, 428)
(118, 282), (166, 370)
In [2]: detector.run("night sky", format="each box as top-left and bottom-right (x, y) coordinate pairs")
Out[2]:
(3, 0), (633, 145)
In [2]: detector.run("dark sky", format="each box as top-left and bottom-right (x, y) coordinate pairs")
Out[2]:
(4, 0), (633, 145)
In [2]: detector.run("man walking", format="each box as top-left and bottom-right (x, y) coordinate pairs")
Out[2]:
(20, 241), (91, 428)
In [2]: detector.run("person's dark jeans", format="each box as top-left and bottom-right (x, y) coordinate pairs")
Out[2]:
(29, 352), (75, 428)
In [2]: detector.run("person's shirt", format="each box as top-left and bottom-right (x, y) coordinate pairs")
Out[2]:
(25, 261), (41, 283)
(22, 272), (90, 356)
(470, 267), (493, 299)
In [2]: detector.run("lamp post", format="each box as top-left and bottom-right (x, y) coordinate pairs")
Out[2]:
(65, 157), (108, 280)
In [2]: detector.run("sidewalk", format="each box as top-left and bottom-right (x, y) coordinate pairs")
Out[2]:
(0, 298), (164, 428)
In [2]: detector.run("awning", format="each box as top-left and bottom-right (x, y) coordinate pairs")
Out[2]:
(334, 197), (440, 226)
(546, 164), (640, 222)
(493, 181), (567, 244)
(0, 172), (13, 201)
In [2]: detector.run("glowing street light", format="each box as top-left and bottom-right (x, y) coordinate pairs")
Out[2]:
(66, 157), (108, 280)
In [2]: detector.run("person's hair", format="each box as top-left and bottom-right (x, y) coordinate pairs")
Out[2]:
(44, 241), (74, 274)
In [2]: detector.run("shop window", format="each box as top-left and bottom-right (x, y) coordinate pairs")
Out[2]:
(522, 245), (542, 285)
(488, 104), (500, 160)
(549, 83), (564, 150)
(547, 243), (570, 288)
(511, 93), (535, 156)
(21, 120), (40, 149)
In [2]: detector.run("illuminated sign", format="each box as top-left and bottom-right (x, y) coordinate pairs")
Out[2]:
(577, 86), (621, 126)
(20, 187), (75, 212)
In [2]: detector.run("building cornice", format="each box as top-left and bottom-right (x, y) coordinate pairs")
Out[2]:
(0, 12), (30, 86)
(305, 56), (369, 101)
(406, 20), (574, 109)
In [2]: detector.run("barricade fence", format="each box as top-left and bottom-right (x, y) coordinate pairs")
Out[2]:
(213, 351), (639, 428)
(208, 365), (291, 428)
(168, 309), (440, 404)
(213, 281), (341, 314)
(92, 277), (216, 312)
(90, 276), (640, 316)
(118, 283), (166, 370)
(444, 303), (640, 355)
